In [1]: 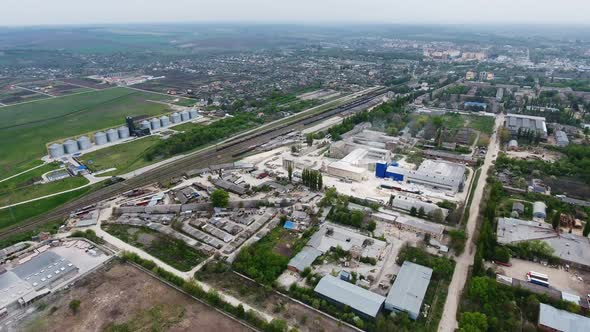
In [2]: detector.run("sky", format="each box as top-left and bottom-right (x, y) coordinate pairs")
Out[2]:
(2, 0), (589, 26)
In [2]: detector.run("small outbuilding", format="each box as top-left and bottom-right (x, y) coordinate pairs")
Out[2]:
(533, 201), (547, 219)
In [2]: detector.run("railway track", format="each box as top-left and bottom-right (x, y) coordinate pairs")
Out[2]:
(0, 88), (388, 240)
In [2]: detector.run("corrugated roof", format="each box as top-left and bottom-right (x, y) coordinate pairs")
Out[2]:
(539, 303), (590, 332)
(385, 261), (433, 319)
(288, 246), (322, 272)
(314, 275), (385, 317)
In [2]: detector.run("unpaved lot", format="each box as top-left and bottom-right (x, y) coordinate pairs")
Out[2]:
(491, 258), (590, 296)
(197, 263), (356, 332)
(19, 262), (252, 332)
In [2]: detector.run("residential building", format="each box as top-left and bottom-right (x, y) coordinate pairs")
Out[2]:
(505, 114), (548, 139)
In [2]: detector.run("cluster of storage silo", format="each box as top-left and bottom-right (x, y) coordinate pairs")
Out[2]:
(47, 110), (201, 158)
(143, 109), (199, 131)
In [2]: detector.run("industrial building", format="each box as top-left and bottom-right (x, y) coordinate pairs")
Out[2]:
(505, 114), (548, 139)
(538, 303), (590, 332)
(314, 274), (386, 318)
(389, 195), (448, 218)
(377, 160), (466, 193)
(384, 261), (433, 320)
(497, 218), (590, 270)
(287, 246), (322, 273)
(326, 161), (366, 182)
(372, 209), (445, 240)
(555, 130), (569, 147)
(0, 251), (78, 311)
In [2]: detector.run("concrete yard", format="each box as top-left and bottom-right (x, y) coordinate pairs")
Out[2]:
(16, 262), (253, 332)
(490, 258), (590, 297)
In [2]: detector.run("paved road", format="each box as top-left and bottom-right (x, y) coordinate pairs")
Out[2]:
(437, 113), (504, 332)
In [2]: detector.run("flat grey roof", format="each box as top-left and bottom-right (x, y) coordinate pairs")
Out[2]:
(539, 303), (590, 332)
(0, 270), (36, 309)
(497, 218), (590, 268)
(385, 261), (432, 318)
(314, 275), (385, 317)
(288, 246), (322, 272)
(12, 251), (77, 290)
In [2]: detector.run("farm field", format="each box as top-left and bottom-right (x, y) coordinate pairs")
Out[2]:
(79, 136), (161, 176)
(0, 185), (94, 231)
(19, 262), (252, 332)
(103, 224), (208, 271)
(0, 87), (186, 178)
(0, 87), (47, 105)
(0, 163), (88, 207)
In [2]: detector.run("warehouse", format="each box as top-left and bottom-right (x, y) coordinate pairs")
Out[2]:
(314, 275), (386, 318)
(385, 261), (433, 320)
(389, 195), (448, 218)
(538, 303), (590, 332)
(326, 161), (366, 182)
(497, 218), (590, 270)
(372, 210), (445, 240)
(505, 114), (547, 139)
(287, 246), (322, 273)
(379, 160), (466, 193)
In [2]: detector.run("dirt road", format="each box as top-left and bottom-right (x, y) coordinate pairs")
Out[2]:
(437, 113), (504, 332)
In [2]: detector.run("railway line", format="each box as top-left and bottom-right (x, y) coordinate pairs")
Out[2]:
(0, 87), (388, 240)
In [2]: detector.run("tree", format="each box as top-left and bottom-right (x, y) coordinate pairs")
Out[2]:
(211, 189), (229, 208)
(287, 164), (293, 183)
(584, 221), (590, 237)
(499, 127), (512, 144)
(306, 133), (314, 147)
(430, 208), (445, 223)
(367, 220), (376, 232)
(69, 299), (81, 315)
(417, 207), (426, 218)
(459, 312), (488, 332)
(317, 173), (323, 191)
(410, 206), (417, 216)
(551, 211), (561, 230)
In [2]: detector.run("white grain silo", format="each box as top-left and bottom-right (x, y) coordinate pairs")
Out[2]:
(180, 110), (190, 122)
(64, 139), (79, 154)
(106, 128), (119, 142)
(140, 120), (151, 129)
(48, 143), (65, 158)
(94, 131), (108, 145)
(77, 136), (91, 150)
(189, 109), (198, 119)
(171, 112), (181, 124)
(150, 118), (161, 130)
(160, 115), (170, 127)
(118, 126), (130, 139)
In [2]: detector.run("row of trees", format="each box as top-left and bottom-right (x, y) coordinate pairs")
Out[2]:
(144, 113), (263, 161)
(301, 168), (323, 191)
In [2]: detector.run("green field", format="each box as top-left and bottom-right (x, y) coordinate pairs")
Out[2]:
(0, 163), (89, 207)
(79, 136), (162, 176)
(0, 185), (94, 231)
(0, 87), (183, 177)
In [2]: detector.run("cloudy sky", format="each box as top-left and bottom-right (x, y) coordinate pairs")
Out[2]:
(2, 0), (589, 26)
